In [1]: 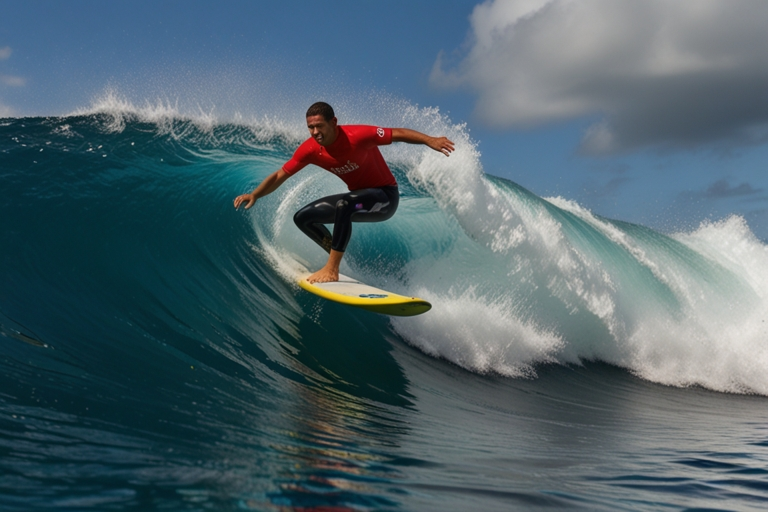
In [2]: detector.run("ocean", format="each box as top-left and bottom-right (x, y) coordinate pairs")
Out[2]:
(2, 98), (768, 511)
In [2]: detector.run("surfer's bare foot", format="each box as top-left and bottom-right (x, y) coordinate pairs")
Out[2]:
(306, 249), (343, 283)
(307, 267), (339, 283)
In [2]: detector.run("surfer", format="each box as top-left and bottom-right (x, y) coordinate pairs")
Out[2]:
(234, 102), (454, 283)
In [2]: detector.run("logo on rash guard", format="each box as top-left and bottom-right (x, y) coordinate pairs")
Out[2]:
(330, 160), (360, 176)
(377, 127), (385, 137)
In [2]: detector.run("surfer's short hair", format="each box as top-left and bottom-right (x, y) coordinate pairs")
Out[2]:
(306, 102), (335, 121)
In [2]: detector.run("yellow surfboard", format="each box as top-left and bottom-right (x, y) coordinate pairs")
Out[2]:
(298, 274), (431, 316)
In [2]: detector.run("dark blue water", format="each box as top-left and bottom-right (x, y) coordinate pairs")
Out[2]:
(2, 111), (768, 511)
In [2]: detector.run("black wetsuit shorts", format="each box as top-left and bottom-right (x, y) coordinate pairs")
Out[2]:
(293, 186), (399, 253)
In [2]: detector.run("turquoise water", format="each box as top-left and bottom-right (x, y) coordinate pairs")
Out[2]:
(1, 108), (768, 510)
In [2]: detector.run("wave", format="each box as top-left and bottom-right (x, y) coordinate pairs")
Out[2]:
(2, 97), (768, 396)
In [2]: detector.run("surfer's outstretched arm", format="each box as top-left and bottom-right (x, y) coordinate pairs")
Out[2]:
(391, 128), (455, 156)
(233, 169), (290, 210)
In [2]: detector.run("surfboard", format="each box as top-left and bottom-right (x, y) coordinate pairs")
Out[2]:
(298, 274), (431, 316)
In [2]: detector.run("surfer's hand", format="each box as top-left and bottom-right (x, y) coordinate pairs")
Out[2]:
(429, 136), (455, 156)
(234, 193), (257, 210)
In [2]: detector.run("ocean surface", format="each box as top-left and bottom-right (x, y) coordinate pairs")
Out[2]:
(2, 100), (768, 511)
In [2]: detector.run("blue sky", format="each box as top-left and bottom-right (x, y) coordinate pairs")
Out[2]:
(2, 0), (767, 240)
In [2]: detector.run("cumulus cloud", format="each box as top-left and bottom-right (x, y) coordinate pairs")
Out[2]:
(676, 179), (765, 212)
(0, 47), (25, 88)
(699, 179), (762, 199)
(0, 100), (13, 116)
(1, 75), (25, 87)
(432, 0), (768, 154)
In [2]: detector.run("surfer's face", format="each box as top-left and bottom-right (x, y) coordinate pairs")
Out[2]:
(306, 115), (338, 147)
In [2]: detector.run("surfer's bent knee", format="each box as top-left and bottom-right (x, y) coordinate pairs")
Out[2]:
(294, 186), (400, 253)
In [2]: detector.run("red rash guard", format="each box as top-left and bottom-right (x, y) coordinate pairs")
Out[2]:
(282, 125), (397, 190)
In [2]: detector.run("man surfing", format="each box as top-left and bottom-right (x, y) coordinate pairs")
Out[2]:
(234, 102), (454, 283)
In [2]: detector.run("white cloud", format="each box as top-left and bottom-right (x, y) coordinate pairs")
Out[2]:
(0, 46), (25, 90)
(432, 0), (768, 154)
(0, 102), (13, 117)
(1, 75), (26, 87)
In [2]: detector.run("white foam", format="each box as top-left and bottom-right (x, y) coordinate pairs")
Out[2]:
(392, 286), (565, 378)
(70, 88), (308, 147)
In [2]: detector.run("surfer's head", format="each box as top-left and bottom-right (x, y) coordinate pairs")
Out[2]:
(306, 102), (338, 147)
(306, 102), (334, 121)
